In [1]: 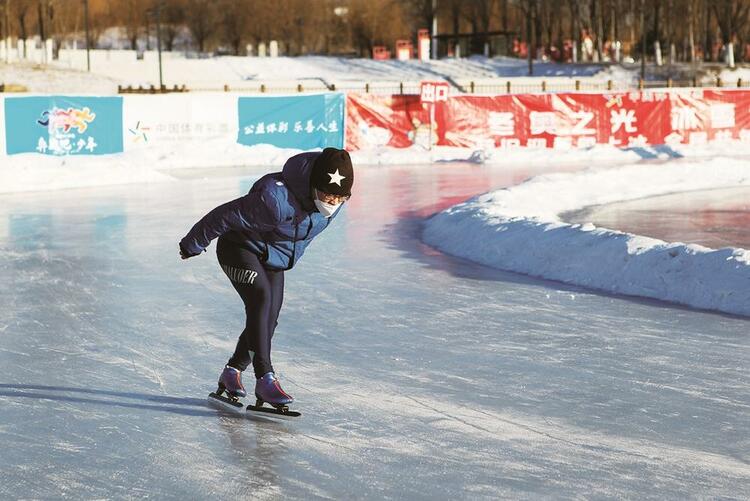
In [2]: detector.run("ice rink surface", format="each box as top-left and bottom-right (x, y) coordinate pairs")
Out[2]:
(569, 185), (750, 250)
(0, 163), (748, 499)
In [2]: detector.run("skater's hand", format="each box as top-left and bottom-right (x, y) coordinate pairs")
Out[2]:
(179, 243), (194, 260)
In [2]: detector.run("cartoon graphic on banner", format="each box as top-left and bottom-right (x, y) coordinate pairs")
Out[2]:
(237, 94), (344, 149)
(4, 96), (124, 155)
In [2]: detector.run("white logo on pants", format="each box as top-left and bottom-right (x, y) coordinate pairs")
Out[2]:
(221, 264), (259, 285)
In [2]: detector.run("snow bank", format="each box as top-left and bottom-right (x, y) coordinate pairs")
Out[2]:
(350, 143), (646, 167)
(423, 158), (750, 317)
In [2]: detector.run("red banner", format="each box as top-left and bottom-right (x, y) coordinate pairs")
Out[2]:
(345, 89), (750, 151)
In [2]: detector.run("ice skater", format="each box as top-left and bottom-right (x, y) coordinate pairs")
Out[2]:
(179, 148), (353, 412)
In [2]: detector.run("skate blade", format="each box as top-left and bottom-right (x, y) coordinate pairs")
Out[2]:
(207, 391), (244, 413)
(246, 403), (301, 420)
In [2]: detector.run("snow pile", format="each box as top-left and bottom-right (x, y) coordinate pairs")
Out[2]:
(423, 158), (750, 316)
(350, 143), (645, 167)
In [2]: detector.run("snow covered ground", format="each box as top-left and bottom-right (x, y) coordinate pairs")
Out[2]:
(4, 52), (747, 96)
(0, 62), (119, 94)
(2, 54), (628, 94)
(0, 163), (748, 498)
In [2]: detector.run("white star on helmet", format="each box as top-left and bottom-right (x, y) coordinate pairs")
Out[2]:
(328, 169), (346, 186)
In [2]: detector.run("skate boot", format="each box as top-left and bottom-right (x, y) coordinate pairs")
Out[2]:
(217, 365), (247, 399)
(254, 372), (293, 408)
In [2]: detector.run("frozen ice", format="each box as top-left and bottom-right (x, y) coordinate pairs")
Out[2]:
(0, 163), (748, 498)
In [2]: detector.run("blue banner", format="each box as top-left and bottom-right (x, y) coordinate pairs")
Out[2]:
(237, 94), (344, 150)
(4, 96), (123, 156)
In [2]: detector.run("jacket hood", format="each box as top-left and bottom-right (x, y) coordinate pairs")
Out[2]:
(281, 151), (320, 212)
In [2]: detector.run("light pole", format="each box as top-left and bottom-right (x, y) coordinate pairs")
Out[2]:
(527, 0), (535, 76)
(4, 0), (10, 64)
(84, 0), (90, 71)
(147, 2), (164, 91)
(640, 0), (645, 82)
(431, 0), (437, 60)
(156, 1), (163, 90)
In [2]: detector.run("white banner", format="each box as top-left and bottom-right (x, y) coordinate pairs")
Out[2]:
(121, 93), (239, 152)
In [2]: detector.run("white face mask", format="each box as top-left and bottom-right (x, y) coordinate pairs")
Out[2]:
(314, 198), (341, 218)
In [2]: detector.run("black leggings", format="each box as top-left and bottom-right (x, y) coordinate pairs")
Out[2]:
(217, 237), (284, 379)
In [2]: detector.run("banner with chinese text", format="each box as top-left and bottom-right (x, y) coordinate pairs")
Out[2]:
(345, 89), (750, 151)
(237, 94), (344, 150)
(122, 94), (237, 150)
(665, 89), (750, 145)
(4, 96), (123, 155)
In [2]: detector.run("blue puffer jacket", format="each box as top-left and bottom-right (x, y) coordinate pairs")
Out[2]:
(179, 151), (341, 271)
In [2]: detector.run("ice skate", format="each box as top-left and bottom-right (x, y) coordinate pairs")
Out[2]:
(246, 372), (300, 418)
(217, 365), (247, 398)
(208, 366), (248, 411)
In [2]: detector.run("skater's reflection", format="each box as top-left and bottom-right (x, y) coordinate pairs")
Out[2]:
(215, 413), (292, 490)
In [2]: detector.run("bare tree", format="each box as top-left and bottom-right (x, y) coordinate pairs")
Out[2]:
(161, 0), (186, 51)
(402, 0), (436, 37)
(217, 0), (249, 55)
(113, 0), (146, 50)
(9, 0), (749, 62)
(185, 0), (216, 53)
(349, 0), (409, 57)
(15, 0), (32, 43)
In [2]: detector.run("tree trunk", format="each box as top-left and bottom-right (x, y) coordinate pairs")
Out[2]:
(653, 0), (662, 65)
(539, 0), (548, 54)
(570, 0), (580, 62)
(37, 0), (45, 41)
(596, 0), (604, 61)
(18, 12), (27, 42)
(640, 0), (646, 78)
(501, 0), (510, 55)
(688, 0), (695, 62)
(166, 29), (175, 52)
(451, 1), (459, 56)
(704, 0), (712, 61)
(527, 1), (535, 74)
(664, 0), (674, 64)
(589, 0), (600, 61)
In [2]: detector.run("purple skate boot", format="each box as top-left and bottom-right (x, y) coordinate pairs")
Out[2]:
(254, 372), (293, 408)
(217, 366), (247, 399)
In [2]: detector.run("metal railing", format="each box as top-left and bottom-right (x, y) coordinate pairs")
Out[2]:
(116, 78), (750, 95)
(117, 84), (188, 94)
(2, 79), (744, 95)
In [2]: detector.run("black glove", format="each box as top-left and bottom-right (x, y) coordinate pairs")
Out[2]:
(179, 243), (194, 260)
